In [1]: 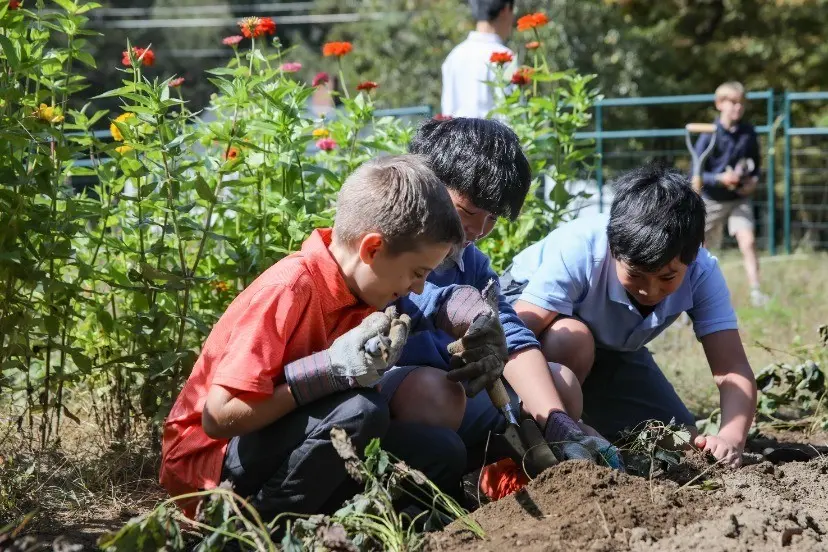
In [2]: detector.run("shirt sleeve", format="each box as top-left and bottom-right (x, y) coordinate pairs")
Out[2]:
(686, 256), (739, 338)
(516, 238), (589, 317)
(211, 283), (310, 395)
(471, 251), (540, 354)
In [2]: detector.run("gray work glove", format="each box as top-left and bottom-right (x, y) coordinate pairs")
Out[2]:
(285, 306), (411, 405)
(438, 282), (508, 397)
(544, 411), (624, 470)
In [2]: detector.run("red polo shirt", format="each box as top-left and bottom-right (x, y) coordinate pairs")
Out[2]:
(160, 229), (375, 508)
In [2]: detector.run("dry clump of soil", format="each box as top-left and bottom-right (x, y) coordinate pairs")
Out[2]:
(428, 449), (828, 552)
(427, 460), (720, 552)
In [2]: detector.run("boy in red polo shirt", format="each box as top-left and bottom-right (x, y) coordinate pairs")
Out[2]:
(161, 155), (465, 519)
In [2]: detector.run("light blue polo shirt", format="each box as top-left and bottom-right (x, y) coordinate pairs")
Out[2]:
(509, 215), (738, 352)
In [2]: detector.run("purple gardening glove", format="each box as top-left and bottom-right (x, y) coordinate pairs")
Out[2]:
(545, 410), (624, 471)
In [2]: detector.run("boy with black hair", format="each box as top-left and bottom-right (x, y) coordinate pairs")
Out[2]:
(160, 155), (467, 520)
(379, 117), (622, 473)
(503, 164), (758, 467)
(442, 0), (517, 117)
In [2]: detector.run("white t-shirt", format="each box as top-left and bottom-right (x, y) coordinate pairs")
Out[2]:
(441, 31), (516, 118)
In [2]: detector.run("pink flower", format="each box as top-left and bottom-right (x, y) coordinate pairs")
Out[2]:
(434, 114), (452, 121)
(279, 62), (302, 73)
(316, 137), (337, 151)
(222, 35), (244, 46)
(312, 72), (330, 87)
(169, 77), (185, 88)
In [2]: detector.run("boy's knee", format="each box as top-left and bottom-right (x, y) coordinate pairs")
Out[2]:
(549, 363), (584, 420)
(390, 367), (466, 431)
(540, 319), (595, 384)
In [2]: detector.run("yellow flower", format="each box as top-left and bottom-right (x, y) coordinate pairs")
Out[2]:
(115, 145), (133, 154)
(34, 103), (64, 124)
(312, 128), (330, 138)
(110, 112), (136, 141)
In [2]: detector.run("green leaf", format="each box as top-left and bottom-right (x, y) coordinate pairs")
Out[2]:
(73, 50), (96, 68)
(194, 176), (216, 203)
(140, 262), (183, 282)
(0, 35), (20, 70)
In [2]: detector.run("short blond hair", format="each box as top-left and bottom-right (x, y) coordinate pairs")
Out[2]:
(333, 155), (464, 255)
(715, 81), (745, 101)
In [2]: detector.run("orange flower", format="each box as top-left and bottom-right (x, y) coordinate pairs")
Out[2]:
(511, 66), (534, 87)
(169, 77), (185, 88)
(517, 12), (549, 32)
(211, 280), (230, 292)
(526, 41), (541, 50)
(121, 47), (155, 67)
(224, 147), (240, 160)
(490, 51), (514, 65)
(322, 41), (353, 57)
(238, 16), (276, 39)
(356, 81), (378, 91)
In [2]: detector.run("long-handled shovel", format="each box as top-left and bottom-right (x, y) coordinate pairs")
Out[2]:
(685, 123), (717, 194)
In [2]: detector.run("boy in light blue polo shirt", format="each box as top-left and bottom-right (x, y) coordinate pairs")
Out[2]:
(502, 164), (758, 468)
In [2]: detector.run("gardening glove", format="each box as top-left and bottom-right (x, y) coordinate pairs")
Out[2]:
(518, 418), (560, 478)
(437, 282), (508, 397)
(284, 306), (411, 405)
(544, 410), (624, 471)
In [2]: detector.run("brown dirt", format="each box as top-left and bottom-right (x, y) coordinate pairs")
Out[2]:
(427, 434), (828, 552)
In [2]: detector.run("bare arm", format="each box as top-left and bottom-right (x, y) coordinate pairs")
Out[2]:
(503, 347), (568, 427)
(202, 382), (297, 439)
(699, 329), (757, 460)
(513, 299), (559, 337)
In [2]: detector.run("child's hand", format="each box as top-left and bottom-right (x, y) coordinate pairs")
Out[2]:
(694, 434), (743, 468)
(718, 169), (740, 189)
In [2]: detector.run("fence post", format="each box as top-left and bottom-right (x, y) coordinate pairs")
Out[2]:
(595, 102), (604, 212)
(766, 89), (776, 256)
(783, 92), (792, 254)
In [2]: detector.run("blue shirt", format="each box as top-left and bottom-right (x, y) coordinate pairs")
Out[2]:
(394, 245), (541, 370)
(694, 119), (761, 202)
(509, 215), (738, 352)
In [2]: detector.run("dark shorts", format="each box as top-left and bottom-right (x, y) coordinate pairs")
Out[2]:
(499, 269), (695, 439)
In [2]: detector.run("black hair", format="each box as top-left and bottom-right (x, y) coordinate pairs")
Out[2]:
(408, 117), (531, 220)
(469, 0), (514, 22)
(607, 163), (706, 271)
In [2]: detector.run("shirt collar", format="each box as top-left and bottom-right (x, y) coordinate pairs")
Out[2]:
(301, 229), (365, 313)
(607, 257), (631, 306)
(466, 31), (505, 45)
(436, 243), (467, 274)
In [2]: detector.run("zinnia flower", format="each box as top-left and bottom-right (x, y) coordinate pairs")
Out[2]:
(312, 72), (330, 87)
(9, 0), (21, 9)
(169, 77), (185, 88)
(121, 47), (154, 67)
(434, 114), (452, 121)
(312, 128), (330, 138)
(211, 280), (230, 292)
(279, 62), (302, 73)
(115, 145), (133, 154)
(517, 12), (549, 32)
(490, 51), (513, 65)
(356, 81), (378, 91)
(224, 147), (240, 160)
(510, 67), (534, 87)
(526, 41), (541, 50)
(316, 137), (337, 151)
(33, 103), (63, 124)
(238, 16), (276, 39)
(322, 41), (352, 57)
(110, 112), (136, 141)
(222, 35), (244, 46)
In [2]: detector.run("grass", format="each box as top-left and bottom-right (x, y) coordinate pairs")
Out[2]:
(651, 251), (828, 417)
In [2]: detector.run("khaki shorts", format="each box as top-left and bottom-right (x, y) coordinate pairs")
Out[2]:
(703, 198), (755, 250)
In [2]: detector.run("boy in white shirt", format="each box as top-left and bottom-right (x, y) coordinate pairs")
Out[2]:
(441, 0), (516, 118)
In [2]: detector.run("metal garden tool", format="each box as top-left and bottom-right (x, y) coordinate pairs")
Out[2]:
(685, 122), (717, 194)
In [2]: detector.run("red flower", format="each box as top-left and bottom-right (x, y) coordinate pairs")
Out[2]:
(312, 72), (330, 87)
(517, 12), (549, 32)
(9, 0), (21, 9)
(526, 41), (541, 50)
(489, 51), (514, 65)
(169, 77), (185, 88)
(238, 16), (276, 39)
(356, 81), (378, 91)
(434, 114), (452, 121)
(316, 137), (337, 151)
(121, 47), (155, 67)
(222, 35), (244, 46)
(322, 41), (353, 57)
(224, 147), (240, 160)
(510, 66), (534, 87)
